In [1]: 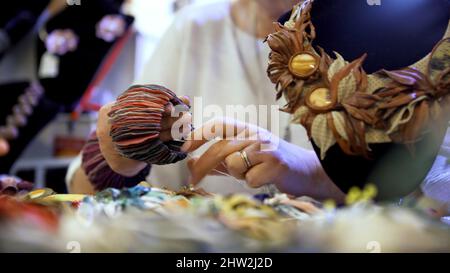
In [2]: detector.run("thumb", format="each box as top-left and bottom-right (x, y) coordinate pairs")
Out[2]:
(180, 96), (191, 107)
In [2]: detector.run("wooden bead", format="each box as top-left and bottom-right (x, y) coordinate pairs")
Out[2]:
(288, 52), (319, 78)
(109, 85), (189, 165)
(308, 87), (332, 108)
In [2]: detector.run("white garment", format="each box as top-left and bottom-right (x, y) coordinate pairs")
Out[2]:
(137, 0), (312, 194)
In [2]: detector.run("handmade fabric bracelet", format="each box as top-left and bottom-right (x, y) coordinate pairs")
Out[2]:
(108, 84), (189, 165)
(81, 132), (151, 191)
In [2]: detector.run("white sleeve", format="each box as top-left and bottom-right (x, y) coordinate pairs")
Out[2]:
(136, 15), (187, 93)
(65, 153), (82, 193)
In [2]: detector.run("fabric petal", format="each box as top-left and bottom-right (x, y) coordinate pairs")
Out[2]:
(311, 114), (336, 159)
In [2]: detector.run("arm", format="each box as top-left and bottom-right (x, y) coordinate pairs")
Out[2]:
(96, 102), (147, 177)
(78, 88), (191, 192)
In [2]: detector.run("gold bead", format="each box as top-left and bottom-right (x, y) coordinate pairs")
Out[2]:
(308, 87), (332, 108)
(288, 52), (319, 78)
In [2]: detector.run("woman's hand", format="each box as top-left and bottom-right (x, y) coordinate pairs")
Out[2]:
(97, 97), (192, 177)
(182, 118), (345, 202)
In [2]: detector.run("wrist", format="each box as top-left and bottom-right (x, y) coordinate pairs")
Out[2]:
(82, 133), (151, 191)
(276, 142), (345, 202)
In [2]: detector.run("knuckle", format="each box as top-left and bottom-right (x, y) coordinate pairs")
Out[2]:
(226, 162), (240, 174)
(245, 174), (259, 188)
(276, 156), (290, 172)
(224, 156), (235, 169)
(269, 154), (281, 165)
(215, 143), (229, 158)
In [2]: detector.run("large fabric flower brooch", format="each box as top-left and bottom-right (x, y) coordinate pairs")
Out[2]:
(266, 1), (450, 159)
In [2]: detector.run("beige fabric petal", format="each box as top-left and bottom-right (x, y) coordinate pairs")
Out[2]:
(366, 74), (388, 94)
(366, 128), (391, 143)
(337, 73), (357, 102)
(327, 52), (357, 101)
(311, 114), (336, 159)
(269, 1), (450, 157)
(292, 105), (310, 124)
(327, 52), (347, 81)
(386, 96), (428, 135)
(331, 111), (349, 141)
(428, 38), (450, 84)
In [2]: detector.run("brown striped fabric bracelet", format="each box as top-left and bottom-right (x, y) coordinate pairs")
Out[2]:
(81, 132), (151, 191)
(108, 84), (189, 165)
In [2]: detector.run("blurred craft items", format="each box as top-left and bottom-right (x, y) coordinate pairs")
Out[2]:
(0, 0), (49, 60)
(0, 183), (449, 252)
(0, 175), (34, 196)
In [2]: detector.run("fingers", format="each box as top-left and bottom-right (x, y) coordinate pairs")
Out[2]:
(161, 102), (192, 141)
(245, 162), (278, 188)
(180, 96), (191, 107)
(163, 98), (190, 118)
(212, 161), (230, 176)
(188, 157), (229, 177)
(182, 117), (260, 152)
(188, 138), (257, 185)
(161, 111), (192, 131)
(224, 142), (263, 179)
(163, 102), (174, 116)
(223, 152), (246, 180)
(160, 115), (192, 142)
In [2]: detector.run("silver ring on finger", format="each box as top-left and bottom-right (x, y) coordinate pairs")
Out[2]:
(239, 150), (252, 171)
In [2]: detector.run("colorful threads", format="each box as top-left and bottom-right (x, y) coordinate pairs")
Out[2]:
(108, 85), (189, 165)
